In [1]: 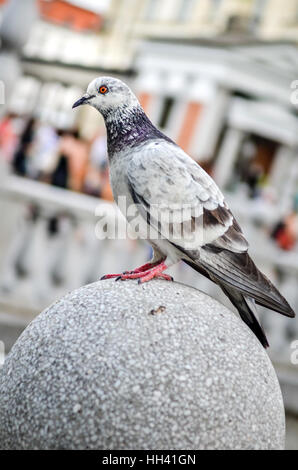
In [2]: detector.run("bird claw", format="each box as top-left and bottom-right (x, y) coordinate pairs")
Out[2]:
(100, 272), (130, 280)
(138, 273), (173, 284)
(100, 274), (120, 280)
(101, 262), (171, 284)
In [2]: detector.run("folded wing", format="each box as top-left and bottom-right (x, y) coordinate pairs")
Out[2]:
(127, 140), (247, 252)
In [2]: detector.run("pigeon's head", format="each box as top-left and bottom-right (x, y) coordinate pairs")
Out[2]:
(72, 77), (139, 117)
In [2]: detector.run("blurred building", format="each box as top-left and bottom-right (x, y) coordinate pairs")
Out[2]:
(131, 0), (298, 42)
(0, 0), (297, 208)
(132, 0), (253, 38)
(0, 0), (297, 217)
(258, 0), (298, 41)
(135, 38), (298, 210)
(0, 0), (298, 132)
(0, 0), (136, 135)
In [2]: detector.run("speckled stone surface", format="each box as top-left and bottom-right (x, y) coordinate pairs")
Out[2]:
(0, 279), (285, 450)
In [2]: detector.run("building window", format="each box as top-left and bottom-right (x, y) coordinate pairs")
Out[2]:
(252, 0), (268, 27)
(158, 97), (175, 129)
(144, 0), (159, 21)
(178, 0), (195, 22)
(209, 0), (223, 20)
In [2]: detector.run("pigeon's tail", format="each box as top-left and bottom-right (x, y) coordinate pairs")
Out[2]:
(220, 286), (269, 348)
(196, 247), (296, 319)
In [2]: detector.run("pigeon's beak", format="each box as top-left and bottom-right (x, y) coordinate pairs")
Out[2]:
(72, 94), (94, 109)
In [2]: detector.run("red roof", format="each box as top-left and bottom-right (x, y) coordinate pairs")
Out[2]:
(39, 0), (103, 31)
(0, 0), (103, 31)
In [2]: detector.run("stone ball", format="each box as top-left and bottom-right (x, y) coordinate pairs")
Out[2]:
(0, 279), (285, 449)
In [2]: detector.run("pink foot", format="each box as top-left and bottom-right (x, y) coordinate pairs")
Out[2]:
(130, 262), (156, 274)
(100, 261), (159, 280)
(140, 272), (173, 283)
(114, 261), (173, 284)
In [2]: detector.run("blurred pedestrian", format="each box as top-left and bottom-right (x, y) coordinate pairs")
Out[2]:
(50, 152), (69, 189)
(12, 117), (35, 176)
(57, 129), (89, 192)
(0, 113), (18, 163)
(271, 212), (298, 251)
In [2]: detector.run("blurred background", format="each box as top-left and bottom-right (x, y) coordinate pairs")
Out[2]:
(0, 0), (298, 448)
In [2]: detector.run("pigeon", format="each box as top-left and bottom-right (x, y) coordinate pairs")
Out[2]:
(73, 76), (295, 347)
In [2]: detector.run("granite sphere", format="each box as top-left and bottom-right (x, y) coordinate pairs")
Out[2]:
(0, 279), (285, 449)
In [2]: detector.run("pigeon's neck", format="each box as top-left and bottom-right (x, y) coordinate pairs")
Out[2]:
(103, 105), (171, 158)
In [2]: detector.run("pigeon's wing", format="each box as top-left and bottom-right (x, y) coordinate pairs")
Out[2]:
(127, 140), (248, 252)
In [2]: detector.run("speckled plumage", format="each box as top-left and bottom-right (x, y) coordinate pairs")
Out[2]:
(72, 77), (295, 347)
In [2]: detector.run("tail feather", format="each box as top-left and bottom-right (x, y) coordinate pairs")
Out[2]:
(198, 248), (295, 319)
(221, 286), (269, 348)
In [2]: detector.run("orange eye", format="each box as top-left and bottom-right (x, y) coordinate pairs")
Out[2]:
(99, 85), (108, 94)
